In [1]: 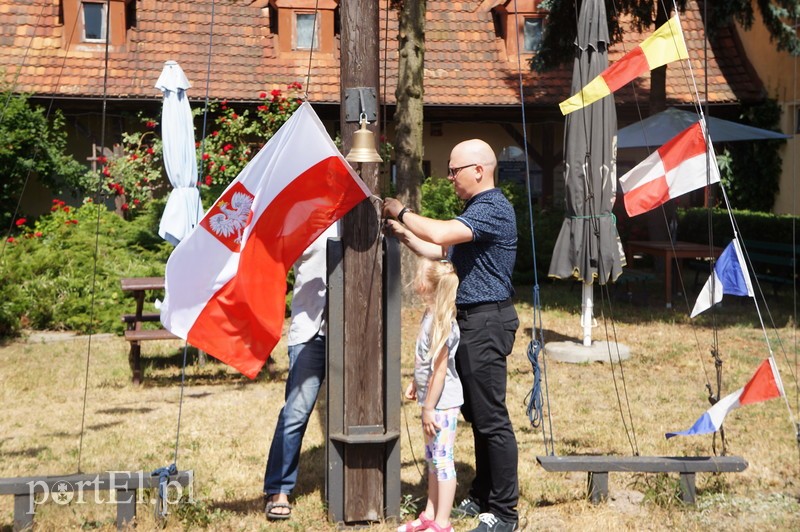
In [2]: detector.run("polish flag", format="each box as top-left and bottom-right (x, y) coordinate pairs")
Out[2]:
(160, 102), (371, 378)
(666, 358), (784, 438)
(619, 120), (719, 217)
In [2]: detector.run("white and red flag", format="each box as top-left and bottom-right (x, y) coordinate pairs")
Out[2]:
(619, 120), (720, 217)
(160, 102), (370, 378)
(666, 358), (784, 438)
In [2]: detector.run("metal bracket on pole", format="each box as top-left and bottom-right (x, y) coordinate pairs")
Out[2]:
(344, 87), (378, 123)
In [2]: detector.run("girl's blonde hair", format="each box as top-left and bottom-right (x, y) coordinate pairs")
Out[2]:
(414, 258), (459, 364)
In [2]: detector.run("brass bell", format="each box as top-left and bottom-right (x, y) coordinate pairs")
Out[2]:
(345, 115), (383, 163)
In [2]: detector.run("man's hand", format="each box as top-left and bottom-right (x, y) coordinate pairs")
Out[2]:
(383, 197), (404, 220)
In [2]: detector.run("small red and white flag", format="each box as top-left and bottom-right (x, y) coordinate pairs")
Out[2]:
(160, 102), (370, 378)
(619, 120), (720, 217)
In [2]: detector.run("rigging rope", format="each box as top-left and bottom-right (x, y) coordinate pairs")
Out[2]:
(77, 0), (115, 473)
(510, 0), (555, 456)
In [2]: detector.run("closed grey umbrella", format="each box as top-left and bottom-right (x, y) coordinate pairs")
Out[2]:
(548, 0), (625, 345)
(156, 61), (203, 246)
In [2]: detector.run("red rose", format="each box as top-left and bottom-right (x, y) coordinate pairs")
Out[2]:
(63, 206), (71, 213)
(121, 203), (129, 211)
(202, 153), (210, 160)
(15, 218), (26, 226)
(257, 105), (267, 112)
(260, 92), (267, 99)
(6, 237), (14, 243)
(34, 232), (43, 238)
(219, 165), (226, 172)
(146, 121), (156, 128)
(271, 89), (282, 98)
(205, 175), (213, 186)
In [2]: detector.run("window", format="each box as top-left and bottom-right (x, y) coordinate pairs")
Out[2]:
(82, 1), (106, 42)
(295, 13), (318, 50)
(523, 17), (543, 53)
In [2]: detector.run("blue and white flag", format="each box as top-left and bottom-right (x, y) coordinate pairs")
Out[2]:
(690, 239), (754, 318)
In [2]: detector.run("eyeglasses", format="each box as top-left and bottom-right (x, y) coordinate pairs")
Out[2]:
(447, 163), (477, 178)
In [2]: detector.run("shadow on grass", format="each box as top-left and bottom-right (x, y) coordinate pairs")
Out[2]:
(139, 351), (287, 387)
(520, 281), (798, 330)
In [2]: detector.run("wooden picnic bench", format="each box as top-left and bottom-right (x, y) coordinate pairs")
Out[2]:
(0, 470), (192, 531)
(121, 277), (179, 384)
(537, 455), (748, 504)
(741, 239), (798, 295)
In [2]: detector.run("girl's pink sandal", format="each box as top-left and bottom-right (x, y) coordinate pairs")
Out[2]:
(424, 522), (454, 532)
(396, 512), (434, 532)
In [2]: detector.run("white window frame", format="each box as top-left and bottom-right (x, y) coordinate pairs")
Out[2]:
(294, 12), (319, 51)
(82, 1), (107, 43)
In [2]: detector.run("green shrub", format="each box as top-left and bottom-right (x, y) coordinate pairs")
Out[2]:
(677, 207), (799, 246)
(418, 176), (561, 284)
(0, 89), (90, 229)
(0, 200), (170, 337)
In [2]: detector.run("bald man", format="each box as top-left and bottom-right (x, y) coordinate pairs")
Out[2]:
(384, 139), (519, 532)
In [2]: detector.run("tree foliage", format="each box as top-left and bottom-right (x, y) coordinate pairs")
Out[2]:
(0, 89), (89, 230)
(718, 99), (786, 212)
(535, 0), (800, 72)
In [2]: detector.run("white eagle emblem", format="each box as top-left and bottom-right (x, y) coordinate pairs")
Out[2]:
(208, 191), (254, 244)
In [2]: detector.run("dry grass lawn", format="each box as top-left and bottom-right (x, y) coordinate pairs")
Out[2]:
(1, 282), (799, 530)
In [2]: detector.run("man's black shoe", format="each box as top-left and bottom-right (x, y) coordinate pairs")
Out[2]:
(468, 512), (518, 532)
(452, 497), (481, 518)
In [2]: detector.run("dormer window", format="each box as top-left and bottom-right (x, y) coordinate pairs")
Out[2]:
(486, 0), (547, 58)
(60, 0), (134, 50)
(82, 2), (106, 42)
(269, 0), (336, 56)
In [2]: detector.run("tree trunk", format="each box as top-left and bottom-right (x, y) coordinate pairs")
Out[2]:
(394, 0), (425, 296)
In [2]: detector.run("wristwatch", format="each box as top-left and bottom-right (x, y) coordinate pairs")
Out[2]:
(397, 206), (413, 224)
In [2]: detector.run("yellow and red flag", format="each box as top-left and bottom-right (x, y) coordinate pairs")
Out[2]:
(560, 15), (689, 115)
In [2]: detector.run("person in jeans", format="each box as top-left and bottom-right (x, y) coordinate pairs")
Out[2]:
(263, 222), (338, 521)
(384, 139), (520, 532)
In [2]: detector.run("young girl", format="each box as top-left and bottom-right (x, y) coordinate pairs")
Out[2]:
(398, 259), (462, 532)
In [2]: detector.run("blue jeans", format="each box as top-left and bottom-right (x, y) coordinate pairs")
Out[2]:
(263, 334), (326, 496)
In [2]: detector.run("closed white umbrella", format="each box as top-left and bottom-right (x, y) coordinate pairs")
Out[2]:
(156, 60), (203, 246)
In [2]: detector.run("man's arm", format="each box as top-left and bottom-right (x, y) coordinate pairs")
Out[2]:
(383, 197), (473, 252)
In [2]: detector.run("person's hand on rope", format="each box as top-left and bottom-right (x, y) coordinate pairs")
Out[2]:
(421, 407), (440, 437)
(382, 197), (404, 220)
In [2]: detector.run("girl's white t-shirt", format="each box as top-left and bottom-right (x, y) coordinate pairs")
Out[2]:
(413, 311), (463, 410)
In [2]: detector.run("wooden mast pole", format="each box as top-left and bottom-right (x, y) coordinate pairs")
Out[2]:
(326, 0), (400, 525)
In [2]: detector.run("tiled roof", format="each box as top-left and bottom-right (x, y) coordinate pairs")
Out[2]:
(0, 0), (763, 109)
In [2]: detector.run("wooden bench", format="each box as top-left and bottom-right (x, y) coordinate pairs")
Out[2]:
(537, 455), (748, 504)
(615, 268), (656, 305)
(121, 277), (179, 384)
(0, 470), (192, 530)
(741, 239), (798, 296)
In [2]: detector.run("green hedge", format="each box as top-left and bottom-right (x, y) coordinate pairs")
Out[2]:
(676, 207), (800, 246)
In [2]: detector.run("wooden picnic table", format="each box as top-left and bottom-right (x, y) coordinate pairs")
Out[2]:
(626, 240), (723, 308)
(120, 277), (179, 384)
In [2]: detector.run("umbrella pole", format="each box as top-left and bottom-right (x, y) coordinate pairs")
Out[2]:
(581, 284), (593, 346)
